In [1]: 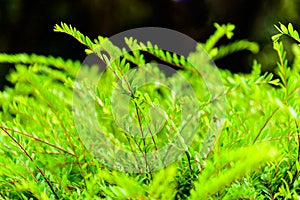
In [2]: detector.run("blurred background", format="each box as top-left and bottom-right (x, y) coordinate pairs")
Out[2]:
(0, 0), (300, 89)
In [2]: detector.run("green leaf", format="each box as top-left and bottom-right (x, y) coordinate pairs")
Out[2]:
(280, 23), (288, 34)
(288, 23), (294, 35)
(271, 34), (282, 42)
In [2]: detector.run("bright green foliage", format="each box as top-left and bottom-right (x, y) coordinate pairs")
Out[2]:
(201, 23), (259, 59)
(0, 22), (299, 199)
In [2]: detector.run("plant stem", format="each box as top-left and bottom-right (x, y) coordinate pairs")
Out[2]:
(253, 107), (279, 144)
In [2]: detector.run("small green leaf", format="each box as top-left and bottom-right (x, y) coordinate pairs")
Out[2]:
(280, 23), (288, 34)
(275, 24), (282, 33)
(288, 23), (294, 34)
(166, 51), (172, 62)
(272, 34), (282, 42)
(173, 53), (179, 65)
(180, 55), (186, 66)
(293, 30), (299, 40)
(147, 41), (153, 50)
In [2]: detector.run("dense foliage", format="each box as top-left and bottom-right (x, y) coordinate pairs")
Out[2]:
(0, 22), (299, 199)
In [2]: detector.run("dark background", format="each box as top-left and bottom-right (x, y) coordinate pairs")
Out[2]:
(1, 0), (300, 89)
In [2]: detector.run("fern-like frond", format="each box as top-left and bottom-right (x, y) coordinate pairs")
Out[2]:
(0, 53), (80, 77)
(212, 40), (259, 60)
(54, 22), (95, 50)
(203, 23), (235, 52)
(272, 23), (300, 43)
(189, 144), (279, 199)
(124, 37), (189, 70)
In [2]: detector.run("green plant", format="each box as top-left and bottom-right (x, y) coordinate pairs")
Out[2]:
(0, 22), (298, 199)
